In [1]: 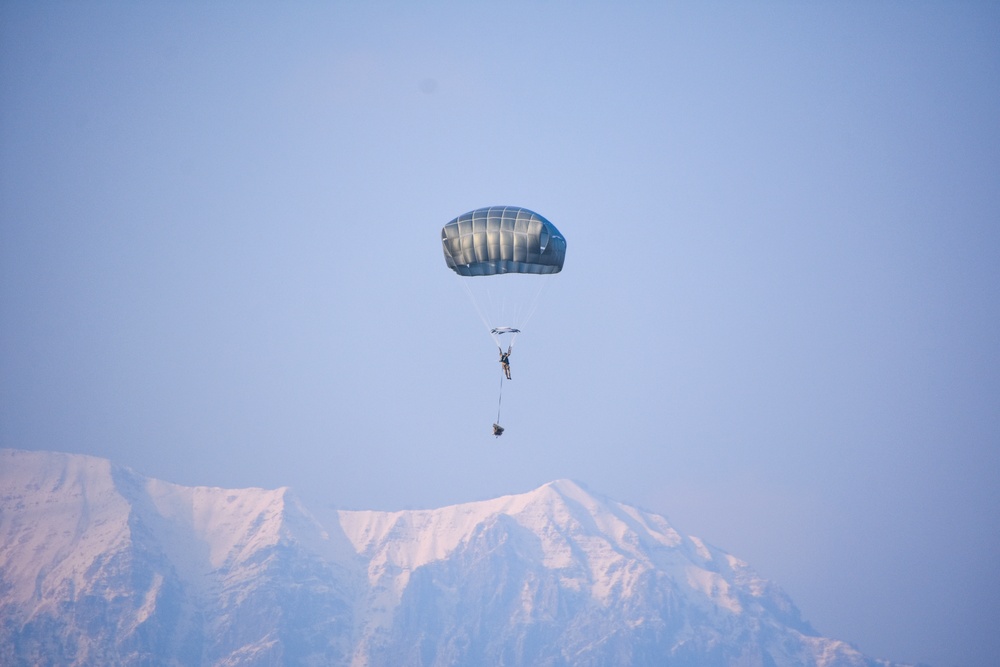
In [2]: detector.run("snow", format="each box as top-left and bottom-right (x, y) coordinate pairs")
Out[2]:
(336, 478), (764, 613)
(340, 479), (623, 577)
(142, 479), (291, 569)
(687, 534), (713, 561)
(686, 567), (743, 614)
(0, 449), (133, 606)
(0, 449), (912, 667)
(338, 478), (760, 619)
(134, 572), (164, 625)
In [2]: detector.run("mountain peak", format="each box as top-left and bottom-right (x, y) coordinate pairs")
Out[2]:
(540, 477), (590, 495)
(534, 477), (602, 507)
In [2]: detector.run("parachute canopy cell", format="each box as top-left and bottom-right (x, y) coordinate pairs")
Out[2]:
(442, 206), (566, 277)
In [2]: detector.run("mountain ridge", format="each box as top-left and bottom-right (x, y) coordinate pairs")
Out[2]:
(0, 449), (908, 666)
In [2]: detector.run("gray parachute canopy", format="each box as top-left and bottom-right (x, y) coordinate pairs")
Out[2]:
(441, 206), (566, 277)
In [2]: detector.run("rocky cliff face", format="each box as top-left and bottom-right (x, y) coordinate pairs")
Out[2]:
(0, 449), (904, 666)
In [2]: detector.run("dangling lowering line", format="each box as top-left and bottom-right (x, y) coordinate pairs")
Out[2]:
(493, 373), (505, 438)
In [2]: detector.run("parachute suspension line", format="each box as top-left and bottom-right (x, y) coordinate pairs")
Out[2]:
(494, 274), (553, 351)
(482, 279), (511, 348)
(506, 275), (553, 353)
(458, 275), (522, 350)
(458, 277), (501, 347)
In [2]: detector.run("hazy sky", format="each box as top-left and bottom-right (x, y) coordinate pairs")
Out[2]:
(2, 3), (998, 666)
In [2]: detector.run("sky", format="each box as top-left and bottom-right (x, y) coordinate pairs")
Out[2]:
(1, 2), (998, 666)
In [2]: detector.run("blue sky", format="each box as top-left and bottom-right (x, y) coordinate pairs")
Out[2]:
(2, 3), (998, 666)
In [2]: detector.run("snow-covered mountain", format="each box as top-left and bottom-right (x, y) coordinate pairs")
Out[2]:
(0, 449), (906, 666)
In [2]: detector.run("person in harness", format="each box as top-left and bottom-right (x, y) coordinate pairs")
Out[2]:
(499, 345), (512, 380)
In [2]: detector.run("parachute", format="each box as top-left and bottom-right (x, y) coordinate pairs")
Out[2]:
(441, 206), (566, 434)
(442, 205), (566, 277)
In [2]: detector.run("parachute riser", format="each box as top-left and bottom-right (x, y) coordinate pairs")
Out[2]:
(489, 328), (520, 353)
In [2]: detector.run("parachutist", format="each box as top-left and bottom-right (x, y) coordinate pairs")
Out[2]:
(499, 345), (512, 380)
(442, 206), (566, 435)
